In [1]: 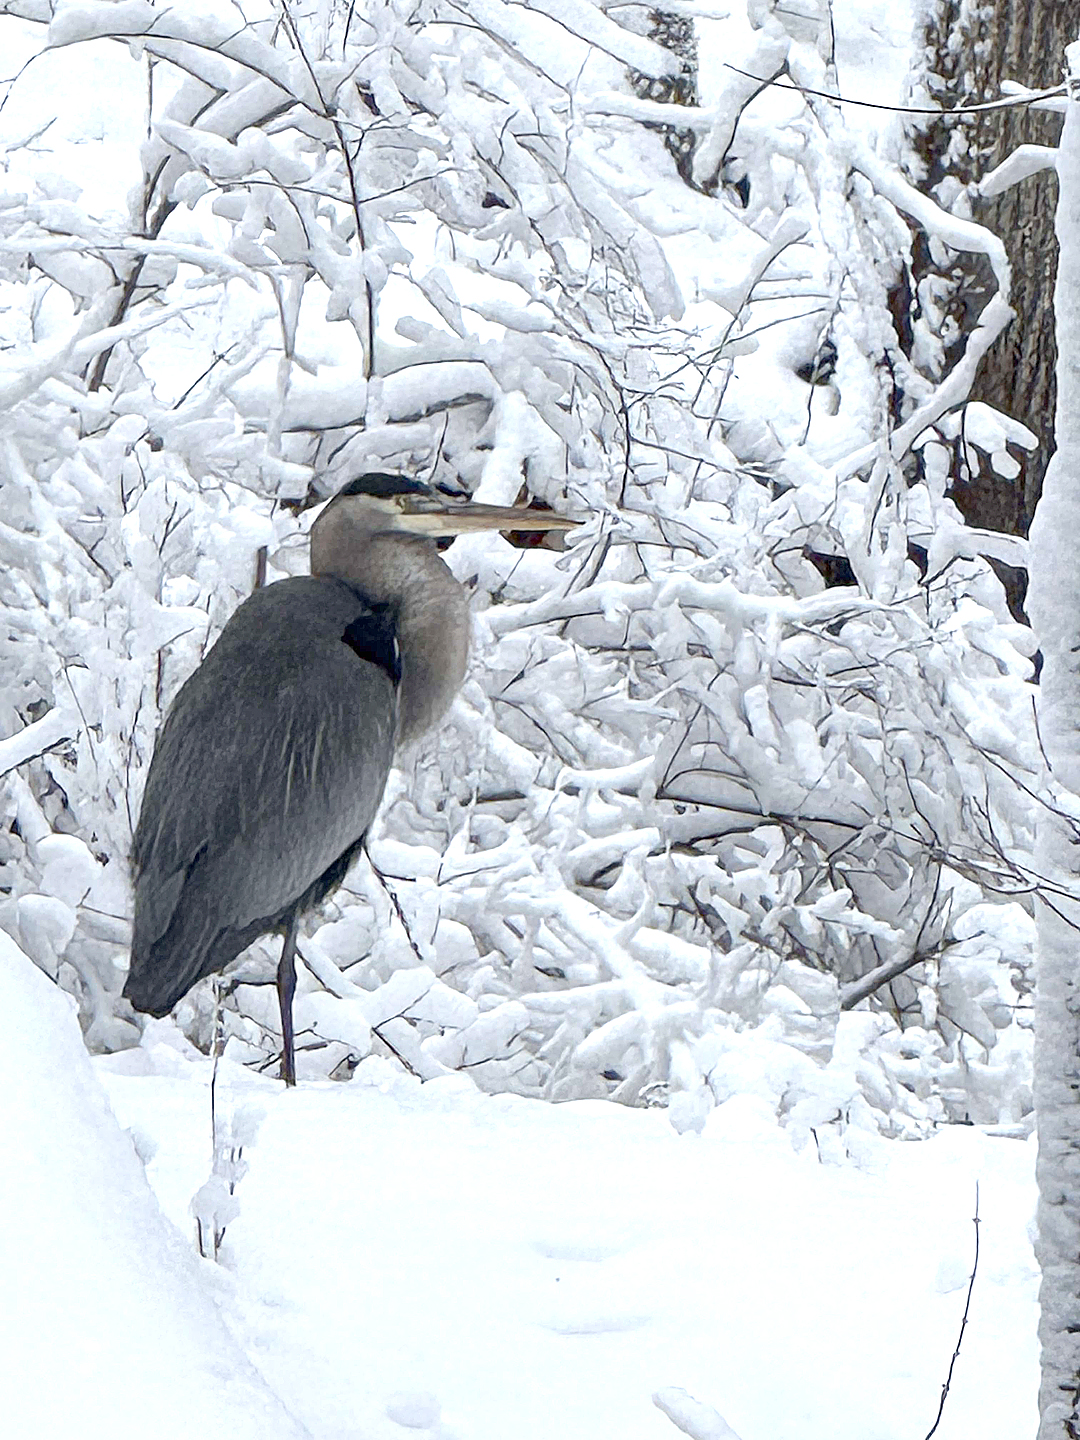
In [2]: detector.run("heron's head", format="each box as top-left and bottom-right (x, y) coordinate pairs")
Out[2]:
(312, 472), (579, 548)
(309, 474), (579, 741)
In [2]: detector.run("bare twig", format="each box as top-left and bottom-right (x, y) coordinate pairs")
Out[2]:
(722, 64), (1063, 118)
(924, 1184), (980, 1440)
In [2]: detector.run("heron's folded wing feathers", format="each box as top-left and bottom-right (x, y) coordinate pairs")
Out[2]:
(131, 578), (397, 961)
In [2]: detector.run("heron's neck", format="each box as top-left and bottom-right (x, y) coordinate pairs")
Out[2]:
(311, 529), (470, 745)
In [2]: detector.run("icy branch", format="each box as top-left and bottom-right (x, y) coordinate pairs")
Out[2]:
(0, 293), (216, 410)
(809, 99), (1011, 296)
(464, 0), (684, 76)
(0, 707), (79, 779)
(691, 28), (790, 189)
(48, 2), (329, 110)
(585, 92), (719, 133)
(837, 295), (1015, 477)
(980, 145), (1059, 197)
(0, 233), (261, 287)
(483, 572), (882, 637)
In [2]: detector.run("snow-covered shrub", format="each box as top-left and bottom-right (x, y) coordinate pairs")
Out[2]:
(0, 0), (1048, 1138)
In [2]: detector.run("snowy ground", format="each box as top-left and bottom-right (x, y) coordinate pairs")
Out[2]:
(6, 939), (1038, 1440)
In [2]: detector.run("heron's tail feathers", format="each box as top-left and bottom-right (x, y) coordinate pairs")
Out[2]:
(125, 855), (261, 1016)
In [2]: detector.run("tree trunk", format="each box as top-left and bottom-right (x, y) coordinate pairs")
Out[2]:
(1026, 37), (1080, 1439)
(915, 1), (1067, 578)
(629, 9), (700, 187)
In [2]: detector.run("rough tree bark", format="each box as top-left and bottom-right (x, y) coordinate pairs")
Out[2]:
(629, 9), (700, 187)
(915, 1), (1066, 568)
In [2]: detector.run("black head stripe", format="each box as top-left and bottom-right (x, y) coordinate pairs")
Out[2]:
(336, 473), (429, 500)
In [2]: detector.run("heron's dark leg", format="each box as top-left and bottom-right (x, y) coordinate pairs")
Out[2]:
(277, 914), (299, 1087)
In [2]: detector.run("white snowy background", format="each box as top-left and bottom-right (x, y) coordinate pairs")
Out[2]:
(0, 0), (1050, 1435)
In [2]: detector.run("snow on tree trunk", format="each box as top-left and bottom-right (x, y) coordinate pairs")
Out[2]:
(1027, 39), (1080, 1439)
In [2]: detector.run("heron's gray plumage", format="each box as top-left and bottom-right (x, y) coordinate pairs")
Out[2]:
(123, 472), (577, 1083)
(126, 576), (397, 1016)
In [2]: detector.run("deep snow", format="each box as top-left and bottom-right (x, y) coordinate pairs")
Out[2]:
(5, 934), (1038, 1440)
(1, 935), (309, 1440)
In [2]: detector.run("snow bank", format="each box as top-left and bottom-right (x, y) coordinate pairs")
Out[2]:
(1, 932), (309, 1440)
(99, 1051), (1040, 1440)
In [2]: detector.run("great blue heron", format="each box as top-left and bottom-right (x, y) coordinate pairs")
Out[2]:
(123, 473), (576, 1084)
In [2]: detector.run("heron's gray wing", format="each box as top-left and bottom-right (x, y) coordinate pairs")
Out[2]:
(129, 578), (397, 1006)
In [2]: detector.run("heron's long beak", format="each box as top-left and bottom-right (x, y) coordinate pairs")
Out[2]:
(395, 497), (580, 538)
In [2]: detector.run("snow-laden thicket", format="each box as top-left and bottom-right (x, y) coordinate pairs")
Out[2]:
(0, 0), (1050, 1142)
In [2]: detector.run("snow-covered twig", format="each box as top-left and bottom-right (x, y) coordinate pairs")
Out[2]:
(0, 707), (78, 779)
